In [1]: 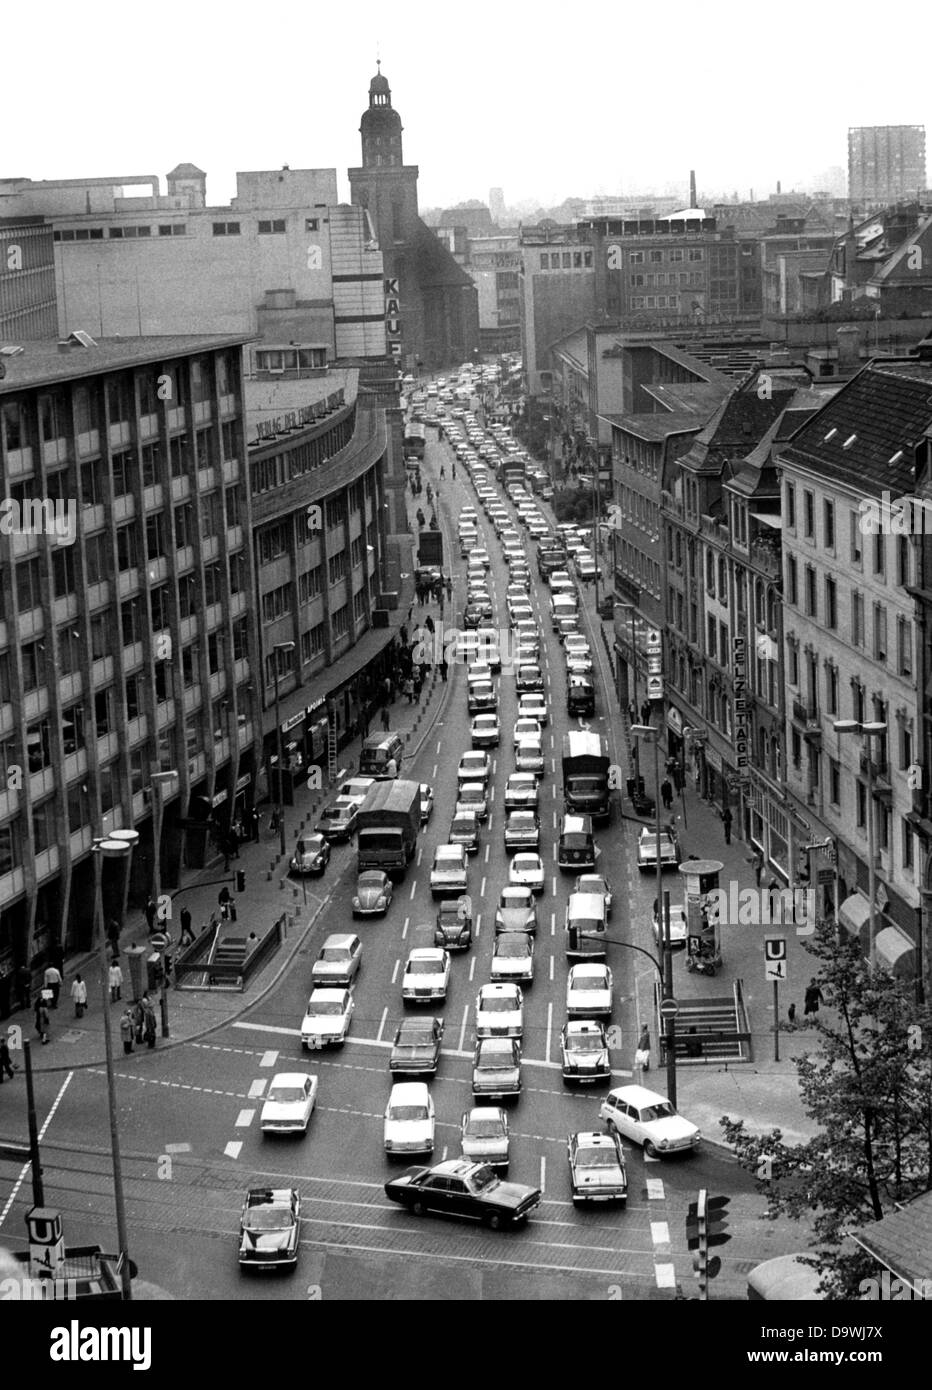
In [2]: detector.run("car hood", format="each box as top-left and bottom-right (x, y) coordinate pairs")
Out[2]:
(481, 1180), (539, 1211)
(496, 910), (534, 931)
(261, 1100), (307, 1122)
(302, 1013), (346, 1033)
(574, 1165), (626, 1189)
(462, 1136), (508, 1156)
(311, 962), (351, 980)
(385, 1119), (433, 1144)
(564, 1048), (608, 1067)
(240, 1228), (292, 1253)
(432, 865), (467, 879)
(478, 1010), (522, 1029)
(357, 886), (386, 905)
(403, 973), (446, 989)
(392, 1042), (437, 1061)
(491, 958), (530, 977)
(644, 1116), (699, 1143)
(568, 989), (611, 1008)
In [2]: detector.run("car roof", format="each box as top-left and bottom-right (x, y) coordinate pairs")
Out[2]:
(388, 1081), (430, 1102)
(307, 988), (349, 1002)
(431, 1158), (478, 1177)
(320, 933), (359, 949)
(268, 1072), (314, 1087)
(480, 982), (520, 995)
(565, 1019), (604, 1035)
(568, 892), (606, 913)
(609, 1084), (669, 1107)
(571, 1131), (617, 1148)
(408, 947), (446, 961)
(246, 1187), (297, 1205)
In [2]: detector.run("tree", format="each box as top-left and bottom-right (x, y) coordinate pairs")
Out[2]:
(720, 919), (932, 1298)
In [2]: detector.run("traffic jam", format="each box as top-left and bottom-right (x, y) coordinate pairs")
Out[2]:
(240, 361), (701, 1273)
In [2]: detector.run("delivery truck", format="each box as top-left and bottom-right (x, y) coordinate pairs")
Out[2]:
(561, 731), (611, 822)
(355, 779), (421, 879)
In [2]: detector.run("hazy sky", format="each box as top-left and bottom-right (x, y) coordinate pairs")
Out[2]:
(7, 0), (930, 209)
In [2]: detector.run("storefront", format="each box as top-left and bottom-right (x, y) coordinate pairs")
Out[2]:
(666, 707), (684, 767)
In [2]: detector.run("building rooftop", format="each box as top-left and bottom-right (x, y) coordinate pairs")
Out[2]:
(0, 333), (254, 392)
(778, 356), (932, 494)
(679, 374), (800, 476)
(854, 1189), (932, 1292)
(600, 411), (707, 442)
(640, 381), (731, 414)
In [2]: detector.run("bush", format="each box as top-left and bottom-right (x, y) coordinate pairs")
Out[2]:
(552, 490), (596, 525)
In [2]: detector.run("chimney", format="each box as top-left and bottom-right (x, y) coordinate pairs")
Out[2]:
(777, 180), (782, 194)
(836, 325), (861, 369)
(689, 170), (697, 208)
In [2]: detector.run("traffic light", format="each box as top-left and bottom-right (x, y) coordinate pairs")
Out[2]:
(235, 870), (246, 893)
(688, 1191), (730, 1299)
(706, 1195), (731, 1247)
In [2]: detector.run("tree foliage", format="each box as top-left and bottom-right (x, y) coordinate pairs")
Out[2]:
(720, 920), (932, 1298)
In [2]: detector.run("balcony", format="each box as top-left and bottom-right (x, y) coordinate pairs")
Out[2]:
(749, 536), (782, 579)
(859, 751), (891, 790)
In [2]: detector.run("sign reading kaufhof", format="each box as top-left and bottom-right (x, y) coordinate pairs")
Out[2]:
(385, 276), (402, 359)
(732, 636), (750, 783)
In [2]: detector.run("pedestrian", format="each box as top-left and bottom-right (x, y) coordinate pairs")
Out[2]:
(439, 658), (448, 683)
(722, 807), (733, 845)
(425, 614), (435, 636)
(419, 660), (430, 687)
(445, 575), (452, 598)
(145, 897), (157, 932)
(640, 701), (651, 726)
(0, 1035), (15, 1082)
(142, 993), (157, 1049)
(385, 756), (398, 780)
(250, 807), (260, 843)
(660, 778), (674, 810)
(380, 706), (391, 732)
(218, 885), (232, 921)
(132, 999), (145, 1043)
(413, 672), (423, 703)
(684, 1026), (703, 1059)
(382, 676), (391, 705)
(70, 974), (88, 1019)
(120, 1007), (135, 1055)
(749, 851), (764, 887)
(803, 978), (824, 1016)
(400, 624), (408, 648)
(43, 963), (62, 1009)
(404, 677), (414, 704)
(634, 1026), (650, 1072)
(787, 1002), (797, 1025)
(107, 917), (121, 954)
(109, 959), (123, 1002)
(452, 463), (456, 480)
(440, 463), (446, 480)
(34, 995), (50, 1044)
(627, 701), (637, 725)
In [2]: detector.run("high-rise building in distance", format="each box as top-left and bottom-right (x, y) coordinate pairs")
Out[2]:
(847, 125), (927, 204)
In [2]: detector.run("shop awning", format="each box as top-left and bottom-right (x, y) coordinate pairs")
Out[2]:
(874, 925), (916, 976)
(838, 892), (871, 934)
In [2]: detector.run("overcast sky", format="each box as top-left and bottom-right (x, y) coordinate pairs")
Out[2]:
(8, 0), (930, 210)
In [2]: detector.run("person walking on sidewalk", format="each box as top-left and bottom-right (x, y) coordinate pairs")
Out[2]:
(43, 963), (62, 1009)
(0, 1035), (15, 1082)
(145, 897), (158, 933)
(179, 905), (193, 947)
(34, 995), (50, 1044)
(120, 1007), (135, 1055)
(804, 979), (824, 1016)
(627, 700), (637, 726)
(722, 806), (733, 845)
(634, 1026), (651, 1073)
(70, 974), (88, 1019)
(439, 657), (448, 683)
(640, 700), (651, 726)
(404, 676), (414, 704)
(109, 960), (123, 1003)
(412, 670), (423, 703)
(660, 778), (673, 810)
(380, 706), (391, 732)
(107, 917), (121, 955)
(142, 993), (157, 1048)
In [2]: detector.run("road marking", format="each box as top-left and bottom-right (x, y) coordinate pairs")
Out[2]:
(0, 1069), (73, 1232)
(654, 1263), (677, 1289)
(475, 912), (481, 939)
(551, 845), (557, 861)
(646, 1179), (665, 1200)
(550, 911), (555, 938)
(469, 955), (476, 981)
(552, 809), (557, 829)
(391, 959), (400, 984)
(402, 916), (410, 940)
(416, 847), (422, 866)
(234, 1109), (255, 1128)
(457, 1005), (469, 1052)
(549, 955), (554, 982)
(248, 1080), (267, 1099)
(436, 740), (442, 753)
(260, 1050), (278, 1068)
(432, 764), (438, 778)
(409, 880), (417, 901)
(480, 876), (486, 897)
(224, 1141), (243, 1159)
(484, 844), (490, 863)
(376, 1007), (388, 1042)
(540, 1155), (546, 1193)
(164, 1142), (192, 1154)
(650, 1221), (671, 1248)
(545, 1001), (553, 1061)
(551, 875), (557, 895)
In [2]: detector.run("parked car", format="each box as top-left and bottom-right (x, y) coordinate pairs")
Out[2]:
(636, 826), (680, 870)
(336, 776), (376, 810)
(652, 901), (688, 946)
(315, 798), (359, 843)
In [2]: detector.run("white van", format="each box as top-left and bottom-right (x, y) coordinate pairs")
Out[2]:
(551, 593), (579, 629)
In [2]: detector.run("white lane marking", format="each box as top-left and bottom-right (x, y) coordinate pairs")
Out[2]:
(441, 1145), (448, 1162)
(409, 880), (418, 901)
(551, 758), (556, 774)
(0, 1070), (73, 1231)
(475, 913), (481, 939)
(484, 844), (490, 864)
(552, 784), (557, 799)
(551, 845), (557, 862)
(235, 1109), (255, 1128)
(646, 1179), (665, 1200)
(545, 1001), (553, 1061)
(432, 764), (438, 778)
(552, 810), (557, 829)
(376, 1007), (388, 1042)
(391, 959), (400, 985)
(402, 916), (410, 940)
(458, 1005), (469, 1052)
(248, 1079), (267, 1099)
(224, 1141), (243, 1159)
(549, 955), (555, 982)
(164, 1143), (192, 1154)
(540, 1155), (546, 1193)
(480, 877), (486, 897)
(259, 1050), (278, 1068)
(550, 912), (555, 938)
(650, 1221), (671, 1248)
(436, 741), (442, 753)
(487, 814), (493, 832)
(655, 1263), (677, 1289)
(416, 847), (423, 866)
(469, 955), (476, 981)
(551, 875), (557, 895)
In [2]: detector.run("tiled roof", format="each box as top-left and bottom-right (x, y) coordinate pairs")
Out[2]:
(411, 219), (476, 289)
(728, 392), (826, 495)
(552, 327), (589, 369)
(777, 358), (932, 495)
(869, 214), (932, 284)
(167, 163), (206, 179)
(854, 1190), (932, 1288)
(679, 375), (799, 475)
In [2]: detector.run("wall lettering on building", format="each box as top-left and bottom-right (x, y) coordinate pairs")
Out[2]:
(732, 635), (750, 779)
(254, 391), (345, 444)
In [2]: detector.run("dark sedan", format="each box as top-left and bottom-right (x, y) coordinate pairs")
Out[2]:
(384, 1158), (541, 1230)
(390, 1016), (444, 1076)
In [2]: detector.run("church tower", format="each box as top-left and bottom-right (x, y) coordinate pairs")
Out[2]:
(349, 64), (420, 250)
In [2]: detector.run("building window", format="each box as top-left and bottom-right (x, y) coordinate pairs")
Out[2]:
(903, 818), (915, 871)
(829, 758), (840, 806)
(785, 554), (797, 605)
(849, 509), (862, 564)
(803, 490), (814, 538)
(257, 219), (287, 235)
(852, 590), (864, 647)
(305, 218), (319, 231)
(897, 616), (913, 676)
(826, 663), (838, 715)
(873, 531), (885, 577)
(804, 565), (817, 617)
(872, 602), (887, 661)
(825, 575), (837, 629)
(213, 222), (241, 236)
(90, 613), (111, 661)
(823, 499), (835, 550)
(158, 224), (186, 236)
(331, 604), (348, 639)
(787, 639), (798, 686)
(27, 718), (52, 772)
(22, 641), (45, 693)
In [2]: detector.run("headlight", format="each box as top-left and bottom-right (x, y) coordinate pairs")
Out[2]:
(659, 1138), (670, 1149)
(352, 898), (360, 908)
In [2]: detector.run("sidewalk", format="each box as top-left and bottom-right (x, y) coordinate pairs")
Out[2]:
(17, 459), (457, 1077)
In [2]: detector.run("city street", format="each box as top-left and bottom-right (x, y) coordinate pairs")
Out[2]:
(4, 420), (811, 1300)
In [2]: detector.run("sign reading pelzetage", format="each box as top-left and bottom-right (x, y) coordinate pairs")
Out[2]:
(732, 636), (749, 783)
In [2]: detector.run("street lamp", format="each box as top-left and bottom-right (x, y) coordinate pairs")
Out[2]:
(632, 723), (677, 1107)
(272, 641), (296, 858)
(833, 720), (887, 969)
(107, 829), (139, 939)
(93, 834), (137, 1301)
(148, 771), (178, 926)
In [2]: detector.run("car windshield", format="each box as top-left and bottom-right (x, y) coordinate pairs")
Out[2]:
(641, 1103), (676, 1122)
(501, 888), (531, 906)
(497, 938), (528, 958)
(460, 789), (483, 804)
(268, 1086), (306, 1105)
(514, 857), (539, 871)
(242, 1208), (291, 1231)
(577, 1147), (618, 1168)
(571, 919), (602, 936)
(408, 959), (441, 975)
(573, 971), (606, 991)
(466, 1118), (504, 1138)
(320, 948), (350, 962)
(358, 874), (383, 889)
(483, 995), (517, 1013)
(510, 814), (535, 826)
(566, 1032), (601, 1053)
(479, 1040), (515, 1064)
(389, 1105), (429, 1123)
(466, 1167), (499, 1193)
(398, 1027), (434, 1046)
(309, 1000), (345, 1016)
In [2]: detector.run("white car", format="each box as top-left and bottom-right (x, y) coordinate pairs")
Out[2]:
(384, 1081), (435, 1157)
(518, 693), (548, 726)
(467, 661), (495, 686)
(469, 548), (491, 569)
(504, 772), (539, 811)
(260, 1072), (319, 1134)
(599, 1084), (701, 1158)
(301, 988), (355, 1049)
(513, 716), (542, 747)
(458, 751), (491, 785)
(653, 902), (688, 946)
(460, 1107), (510, 1169)
(402, 947), (451, 1004)
(509, 853), (545, 894)
(475, 982), (524, 1039)
(471, 714), (501, 748)
(336, 776), (376, 810)
(430, 844), (468, 898)
(566, 962), (614, 1019)
(456, 783), (489, 820)
(490, 932), (535, 984)
(514, 737), (545, 776)
(575, 873), (613, 918)
(637, 826), (680, 870)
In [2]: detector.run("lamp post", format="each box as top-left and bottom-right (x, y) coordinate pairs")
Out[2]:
(632, 722), (677, 1106)
(148, 772), (177, 1037)
(833, 720), (887, 969)
(272, 641), (296, 858)
(592, 452), (601, 615)
(93, 834), (137, 1301)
